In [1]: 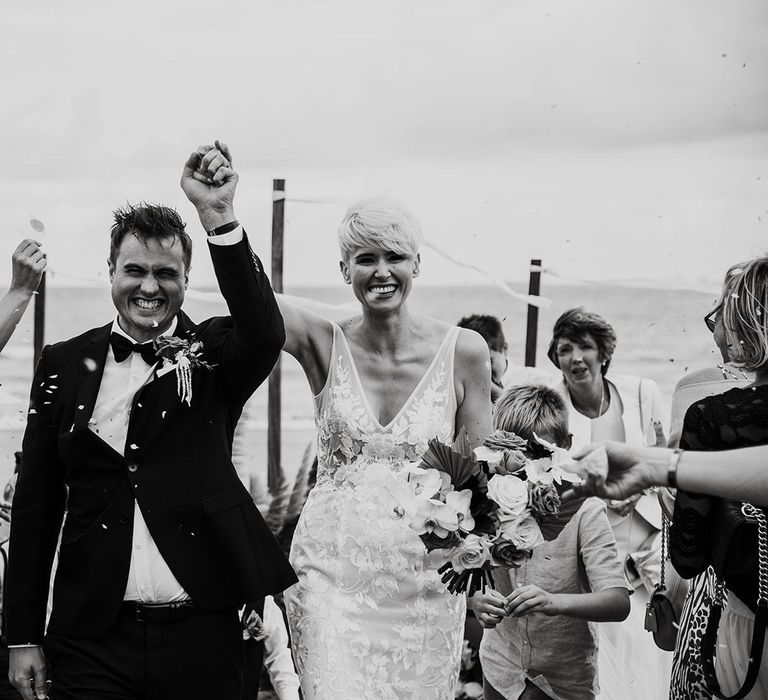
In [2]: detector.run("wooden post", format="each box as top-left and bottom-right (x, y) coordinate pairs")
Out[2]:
(524, 259), (541, 367)
(33, 271), (46, 369)
(267, 179), (285, 492)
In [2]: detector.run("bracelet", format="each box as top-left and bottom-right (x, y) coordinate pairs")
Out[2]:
(667, 448), (683, 489)
(207, 220), (240, 237)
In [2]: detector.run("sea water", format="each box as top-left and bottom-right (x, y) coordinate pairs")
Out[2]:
(0, 282), (721, 487)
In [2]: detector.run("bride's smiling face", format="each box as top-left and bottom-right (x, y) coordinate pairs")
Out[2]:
(340, 246), (420, 311)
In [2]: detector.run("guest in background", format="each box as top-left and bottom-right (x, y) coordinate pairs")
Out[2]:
(470, 384), (629, 700)
(546, 308), (669, 700)
(241, 596), (300, 700)
(458, 314), (508, 402)
(0, 458), (21, 700)
(0, 240), (46, 354)
(669, 257), (768, 699)
(0, 238), (46, 700)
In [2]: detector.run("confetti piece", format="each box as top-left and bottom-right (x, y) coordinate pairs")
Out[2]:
(129, 444), (139, 450)
(83, 357), (98, 372)
(101, 523), (108, 530)
(49, 374), (58, 379)
(77, 405), (85, 410)
(29, 218), (45, 233)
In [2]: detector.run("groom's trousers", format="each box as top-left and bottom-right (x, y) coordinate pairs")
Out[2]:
(43, 605), (244, 700)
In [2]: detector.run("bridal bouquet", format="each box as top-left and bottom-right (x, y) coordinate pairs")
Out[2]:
(381, 429), (579, 595)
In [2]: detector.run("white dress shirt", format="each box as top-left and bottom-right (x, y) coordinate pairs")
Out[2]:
(91, 318), (188, 603)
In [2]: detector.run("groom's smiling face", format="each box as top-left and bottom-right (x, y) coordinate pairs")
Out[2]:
(109, 233), (188, 343)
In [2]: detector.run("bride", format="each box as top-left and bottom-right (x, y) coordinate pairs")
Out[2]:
(280, 196), (492, 698)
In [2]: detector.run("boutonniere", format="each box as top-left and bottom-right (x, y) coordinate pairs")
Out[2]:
(153, 335), (213, 407)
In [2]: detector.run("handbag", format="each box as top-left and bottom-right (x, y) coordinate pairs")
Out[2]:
(700, 503), (768, 699)
(644, 513), (687, 651)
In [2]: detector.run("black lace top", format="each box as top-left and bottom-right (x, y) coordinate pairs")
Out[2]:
(670, 384), (768, 609)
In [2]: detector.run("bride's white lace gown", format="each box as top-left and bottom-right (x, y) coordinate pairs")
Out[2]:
(285, 323), (466, 699)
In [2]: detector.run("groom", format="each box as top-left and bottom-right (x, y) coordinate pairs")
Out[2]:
(5, 142), (297, 700)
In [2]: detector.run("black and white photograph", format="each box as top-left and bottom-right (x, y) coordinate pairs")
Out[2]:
(1, 1), (767, 699)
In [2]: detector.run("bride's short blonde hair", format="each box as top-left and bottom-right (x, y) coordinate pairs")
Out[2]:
(337, 196), (422, 261)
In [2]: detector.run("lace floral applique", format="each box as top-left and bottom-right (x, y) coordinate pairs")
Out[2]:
(286, 326), (464, 699)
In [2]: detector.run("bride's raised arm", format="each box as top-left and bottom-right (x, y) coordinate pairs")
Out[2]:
(275, 297), (335, 395)
(453, 327), (494, 447)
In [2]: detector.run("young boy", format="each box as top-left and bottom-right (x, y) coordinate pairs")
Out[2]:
(469, 385), (630, 700)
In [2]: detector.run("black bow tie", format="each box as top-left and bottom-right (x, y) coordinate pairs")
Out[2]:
(110, 333), (158, 365)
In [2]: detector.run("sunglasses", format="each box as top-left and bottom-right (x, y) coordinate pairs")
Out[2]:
(704, 306), (719, 333)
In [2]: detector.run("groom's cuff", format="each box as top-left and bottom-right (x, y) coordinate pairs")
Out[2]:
(8, 644), (41, 648)
(207, 224), (243, 247)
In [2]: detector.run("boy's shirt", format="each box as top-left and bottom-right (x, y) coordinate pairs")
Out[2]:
(479, 497), (630, 700)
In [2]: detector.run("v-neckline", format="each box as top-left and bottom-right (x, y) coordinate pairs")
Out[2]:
(337, 325), (454, 430)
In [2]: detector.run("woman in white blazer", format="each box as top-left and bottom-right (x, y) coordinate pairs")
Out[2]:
(547, 308), (670, 700)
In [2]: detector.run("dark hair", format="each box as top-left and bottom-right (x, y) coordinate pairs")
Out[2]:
(457, 314), (506, 353)
(109, 203), (192, 271)
(547, 308), (617, 375)
(493, 384), (570, 447)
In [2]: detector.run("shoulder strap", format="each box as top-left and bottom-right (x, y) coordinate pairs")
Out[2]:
(702, 599), (767, 699)
(702, 503), (768, 698)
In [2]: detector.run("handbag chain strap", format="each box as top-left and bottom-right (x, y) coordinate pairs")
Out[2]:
(658, 513), (668, 590)
(742, 503), (768, 606)
(703, 503), (768, 699)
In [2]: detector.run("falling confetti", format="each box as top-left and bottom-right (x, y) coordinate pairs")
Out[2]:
(29, 219), (45, 233)
(83, 357), (98, 372)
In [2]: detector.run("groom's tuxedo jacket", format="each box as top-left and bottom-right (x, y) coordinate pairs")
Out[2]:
(5, 235), (297, 644)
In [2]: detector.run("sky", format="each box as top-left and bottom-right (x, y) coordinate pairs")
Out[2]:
(1, 0), (766, 291)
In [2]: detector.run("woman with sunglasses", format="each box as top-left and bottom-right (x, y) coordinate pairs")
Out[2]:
(545, 308), (669, 700)
(662, 258), (768, 699)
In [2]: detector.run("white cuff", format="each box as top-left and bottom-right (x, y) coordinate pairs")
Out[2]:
(207, 225), (243, 246)
(7, 644), (42, 648)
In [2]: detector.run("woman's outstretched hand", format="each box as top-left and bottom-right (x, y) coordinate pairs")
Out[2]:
(560, 442), (667, 502)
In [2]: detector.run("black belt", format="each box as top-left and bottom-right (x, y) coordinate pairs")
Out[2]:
(120, 600), (206, 623)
